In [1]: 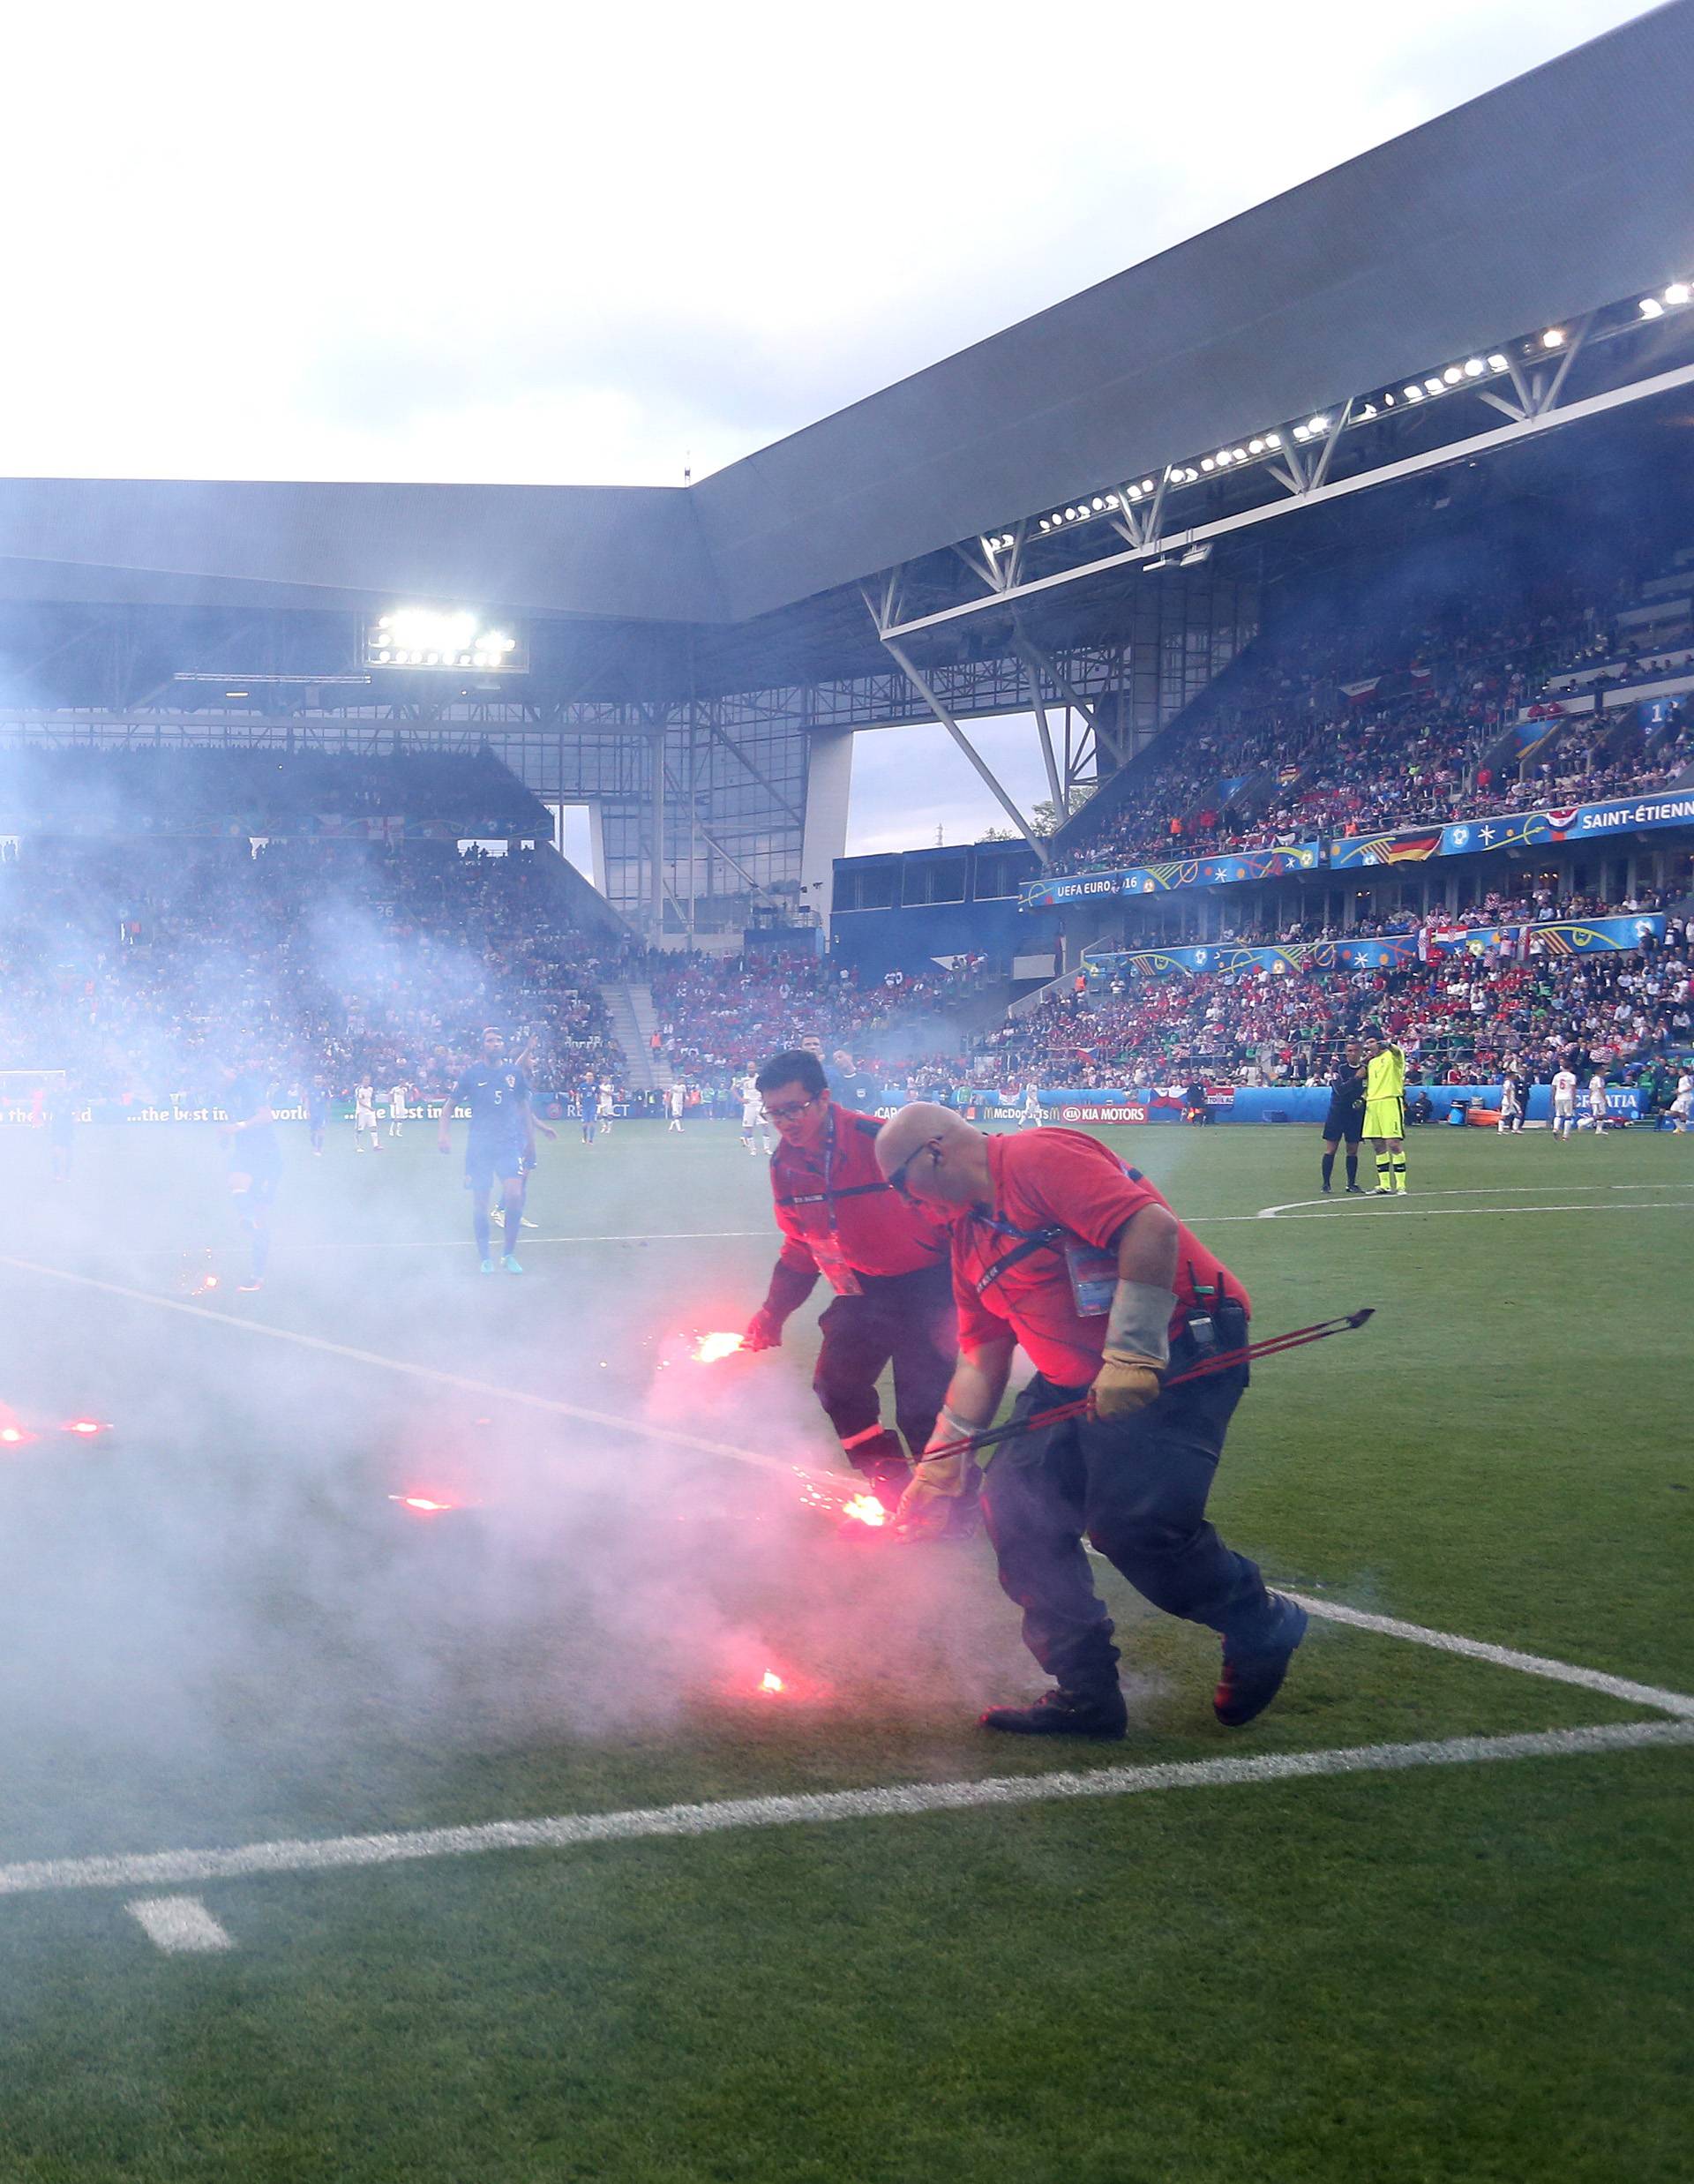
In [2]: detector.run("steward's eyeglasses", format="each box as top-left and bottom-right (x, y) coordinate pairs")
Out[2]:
(885, 1139), (941, 1201)
(761, 1092), (821, 1123)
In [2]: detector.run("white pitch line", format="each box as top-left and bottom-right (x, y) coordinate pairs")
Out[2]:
(1286, 1595), (1694, 1719)
(1258, 1182), (1694, 1218)
(4, 1252), (1689, 1731)
(0, 1253), (813, 1486)
(3, 1721), (1688, 1902)
(1263, 1201), (1694, 1222)
(125, 1895), (234, 1953)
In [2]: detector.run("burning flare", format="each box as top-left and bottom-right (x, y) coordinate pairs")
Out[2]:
(693, 1332), (745, 1363)
(758, 1670), (786, 1695)
(841, 1493), (889, 1528)
(388, 1494), (457, 1514)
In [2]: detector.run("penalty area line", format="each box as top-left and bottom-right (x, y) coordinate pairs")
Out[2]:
(1284, 1594), (1694, 1720)
(0, 1252), (813, 1487)
(7, 1255), (1690, 1728)
(4, 1720), (1691, 1901)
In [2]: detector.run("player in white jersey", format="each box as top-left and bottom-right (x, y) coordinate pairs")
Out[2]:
(1668, 1072), (1692, 1132)
(354, 1077), (382, 1152)
(666, 1082), (686, 1132)
(1018, 1080), (1044, 1130)
(1585, 1072), (1611, 1134)
(596, 1083), (616, 1136)
(1549, 1066), (1578, 1140)
(1496, 1069), (1525, 1134)
(388, 1081), (410, 1138)
(738, 1076), (771, 1155)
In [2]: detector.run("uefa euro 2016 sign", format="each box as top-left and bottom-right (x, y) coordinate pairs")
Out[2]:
(1085, 914), (1665, 980)
(1023, 844), (1321, 906)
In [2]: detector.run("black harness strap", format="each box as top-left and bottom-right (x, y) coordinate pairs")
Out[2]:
(968, 1160), (1149, 1299)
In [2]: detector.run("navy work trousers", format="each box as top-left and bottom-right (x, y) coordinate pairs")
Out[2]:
(981, 1354), (1274, 1693)
(813, 1261), (956, 1460)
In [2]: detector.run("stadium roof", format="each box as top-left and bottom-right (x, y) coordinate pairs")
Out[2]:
(3, 2), (1693, 643)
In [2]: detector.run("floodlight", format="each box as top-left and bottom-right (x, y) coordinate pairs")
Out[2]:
(1308, 416), (1328, 431)
(1487, 354), (1509, 371)
(1540, 327), (1564, 347)
(1425, 378), (1443, 394)
(1216, 450), (1232, 466)
(1464, 358), (1485, 375)
(1248, 438), (1263, 454)
(1091, 496), (1105, 510)
(1443, 366), (1461, 385)
(1140, 478), (1154, 492)
(1641, 297), (1665, 318)
(1201, 457), (1216, 471)
(363, 608), (527, 672)
(1404, 386), (1423, 402)
(1263, 432), (1280, 449)
(1667, 282), (1690, 304)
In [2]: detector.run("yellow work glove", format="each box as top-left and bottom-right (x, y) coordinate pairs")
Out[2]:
(896, 1410), (976, 1539)
(1090, 1350), (1165, 1420)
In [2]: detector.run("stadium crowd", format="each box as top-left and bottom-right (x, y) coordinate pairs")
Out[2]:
(647, 951), (990, 1085)
(1050, 572), (1694, 877)
(980, 926), (1694, 1095)
(0, 838), (629, 1108)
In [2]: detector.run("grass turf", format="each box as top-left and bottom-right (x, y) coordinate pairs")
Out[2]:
(0, 1115), (1687, 2180)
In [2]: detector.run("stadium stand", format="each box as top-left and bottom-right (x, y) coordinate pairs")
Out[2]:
(1046, 549), (1694, 879)
(979, 926), (1694, 1095)
(0, 751), (633, 1108)
(647, 950), (988, 1092)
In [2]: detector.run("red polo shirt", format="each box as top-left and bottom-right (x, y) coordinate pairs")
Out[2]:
(953, 1129), (1248, 1386)
(772, 1107), (948, 1279)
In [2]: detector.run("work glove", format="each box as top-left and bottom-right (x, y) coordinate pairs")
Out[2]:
(895, 1410), (977, 1540)
(1090, 1351), (1165, 1420)
(1091, 1279), (1176, 1419)
(741, 1309), (783, 1353)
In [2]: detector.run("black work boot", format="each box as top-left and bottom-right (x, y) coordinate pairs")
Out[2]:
(1214, 1594), (1308, 1728)
(980, 1686), (1128, 1739)
(846, 1429), (909, 1513)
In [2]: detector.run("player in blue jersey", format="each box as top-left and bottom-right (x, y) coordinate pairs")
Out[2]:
(221, 1062), (282, 1293)
(438, 1026), (533, 1274)
(305, 1074), (329, 1157)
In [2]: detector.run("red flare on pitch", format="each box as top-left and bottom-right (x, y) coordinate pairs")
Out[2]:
(388, 1493), (458, 1515)
(841, 1493), (888, 1529)
(61, 1419), (109, 1437)
(0, 1425), (29, 1446)
(692, 1331), (745, 1363)
(758, 1670), (787, 1695)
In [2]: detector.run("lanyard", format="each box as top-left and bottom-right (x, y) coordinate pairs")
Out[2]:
(967, 1157), (1149, 1300)
(773, 1110), (891, 1232)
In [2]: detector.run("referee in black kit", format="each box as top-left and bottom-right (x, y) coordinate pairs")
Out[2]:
(1320, 1042), (1367, 1195)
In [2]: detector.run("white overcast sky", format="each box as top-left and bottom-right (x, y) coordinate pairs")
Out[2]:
(0, 0), (1659, 854)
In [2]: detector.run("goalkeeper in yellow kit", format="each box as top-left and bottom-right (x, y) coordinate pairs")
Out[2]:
(1362, 1026), (1408, 1195)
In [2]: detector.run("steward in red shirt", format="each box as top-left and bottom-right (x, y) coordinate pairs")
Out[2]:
(874, 1105), (1307, 1737)
(741, 1051), (957, 1514)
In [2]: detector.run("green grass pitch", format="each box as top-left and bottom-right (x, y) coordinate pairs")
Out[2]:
(0, 1115), (1688, 2182)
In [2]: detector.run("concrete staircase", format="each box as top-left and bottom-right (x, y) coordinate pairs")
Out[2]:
(599, 980), (673, 1093)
